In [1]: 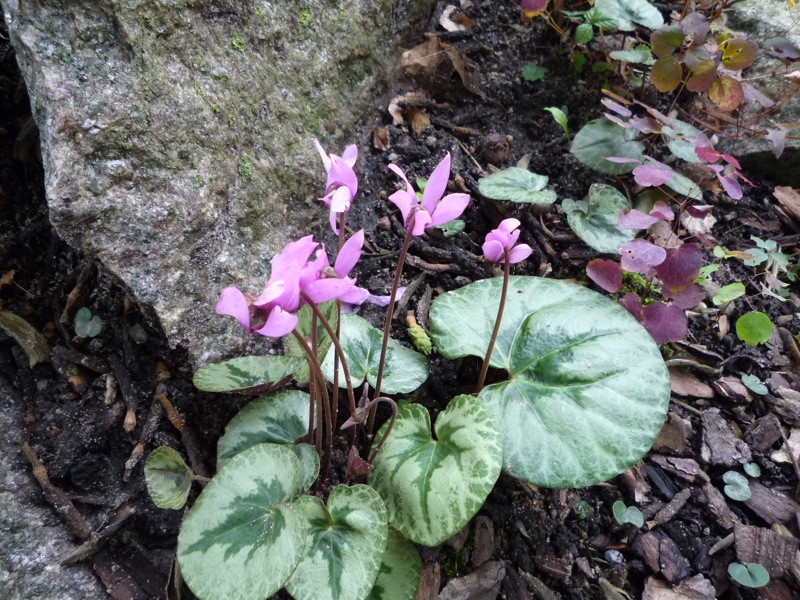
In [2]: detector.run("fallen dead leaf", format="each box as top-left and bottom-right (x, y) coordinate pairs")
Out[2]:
(439, 5), (476, 31)
(400, 34), (485, 98)
(373, 128), (390, 151)
(408, 108), (431, 135)
(771, 428), (800, 464)
(669, 368), (714, 398)
(642, 574), (716, 600)
(773, 186), (800, 221)
(388, 91), (431, 125)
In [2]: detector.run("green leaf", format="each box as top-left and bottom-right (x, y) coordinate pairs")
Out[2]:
(368, 395), (502, 546)
(661, 120), (704, 163)
(722, 470), (751, 501)
(583, 7), (617, 29)
(0, 310), (50, 368)
(663, 170), (702, 201)
(575, 22), (593, 44)
(478, 167), (557, 204)
(286, 301), (339, 384)
(591, 62), (615, 74)
(286, 485), (388, 600)
(521, 63), (548, 81)
(612, 500), (643, 527)
(728, 562), (770, 588)
(570, 118), (645, 174)
(743, 462), (761, 477)
(435, 219), (465, 237)
(322, 313), (429, 395)
(594, 0), (663, 31)
(128, 323), (148, 344)
(216, 390), (312, 470)
(572, 53), (588, 73)
(650, 25), (685, 58)
(651, 56), (682, 92)
(736, 311), (772, 346)
(609, 46), (655, 65)
(429, 276), (670, 488)
(178, 444), (307, 600)
(192, 355), (302, 393)
(712, 282), (746, 305)
(74, 307), (103, 338)
(741, 374), (767, 396)
(144, 446), (194, 509)
(562, 184), (635, 254)
(366, 528), (422, 600)
(544, 107), (570, 142)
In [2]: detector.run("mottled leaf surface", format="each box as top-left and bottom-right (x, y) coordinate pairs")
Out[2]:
(563, 184), (635, 253)
(368, 395), (502, 546)
(192, 355), (302, 392)
(366, 528), (422, 600)
(570, 118), (645, 174)
(478, 167), (556, 204)
(595, 0), (663, 30)
(144, 446), (194, 509)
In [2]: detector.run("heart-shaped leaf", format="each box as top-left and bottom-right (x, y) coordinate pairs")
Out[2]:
(562, 184), (635, 253)
(620, 239), (667, 275)
(651, 56), (683, 92)
(144, 446), (194, 509)
(570, 118), (645, 175)
(478, 167), (557, 204)
(728, 562), (770, 588)
(285, 301), (339, 384)
(594, 0), (663, 30)
(722, 470), (751, 500)
(642, 301), (688, 344)
(587, 258), (623, 293)
(741, 374), (767, 396)
(430, 277), (670, 488)
(178, 444), (306, 600)
(651, 25), (684, 57)
(322, 313), (429, 395)
(285, 485), (388, 600)
(192, 355), (302, 393)
(686, 59), (718, 92)
(736, 311), (772, 346)
(366, 528), (422, 600)
(74, 307), (104, 338)
(368, 395), (502, 546)
(709, 76), (744, 111)
(612, 500), (644, 527)
(656, 243), (702, 293)
(720, 38), (758, 70)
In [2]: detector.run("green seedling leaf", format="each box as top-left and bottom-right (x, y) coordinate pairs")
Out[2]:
(728, 562), (769, 588)
(192, 355), (303, 393)
(575, 22), (593, 44)
(612, 500), (643, 527)
(366, 528), (422, 600)
(741, 374), (768, 396)
(544, 107), (570, 142)
(430, 276), (670, 488)
(74, 307), (103, 338)
(478, 167), (557, 204)
(592, 61), (615, 74)
(743, 462), (761, 477)
(178, 444), (306, 600)
(609, 46), (655, 65)
(736, 311), (772, 346)
(369, 395), (502, 546)
(286, 300), (338, 384)
(435, 219), (465, 237)
(570, 118), (645, 174)
(286, 485), (388, 600)
(128, 323), (148, 344)
(583, 7), (617, 29)
(521, 63), (548, 81)
(322, 313), (429, 395)
(572, 53), (588, 73)
(722, 470), (751, 501)
(216, 390), (312, 471)
(594, 0), (663, 30)
(144, 446), (194, 509)
(562, 184), (635, 254)
(0, 310), (50, 367)
(571, 500), (593, 520)
(712, 282), (746, 305)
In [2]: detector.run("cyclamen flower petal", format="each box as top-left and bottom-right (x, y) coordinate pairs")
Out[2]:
(482, 239), (506, 263)
(254, 306), (299, 338)
(421, 154), (452, 214)
(507, 244), (533, 263)
(216, 287), (252, 331)
(313, 139), (358, 234)
(482, 218), (532, 264)
(429, 193), (470, 227)
(334, 230), (364, 278)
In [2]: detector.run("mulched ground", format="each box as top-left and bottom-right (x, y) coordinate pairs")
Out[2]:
(2, 1), (800, 599)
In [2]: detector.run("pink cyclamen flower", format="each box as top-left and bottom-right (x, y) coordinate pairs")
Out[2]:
(482, 218), (533, 264)
(314, 139), (358, 234)
(387, 153), (470, 236)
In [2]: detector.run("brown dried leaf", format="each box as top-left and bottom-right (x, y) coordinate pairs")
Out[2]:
(773, 186), (800, 221)
(0, 269), (14, 289)
(373, 128), (390, 151)
(642, 574), (716, 600)
(669, 368), (714, 398)
(387, 91), (431, 125)
(0, 310), (50, 367)
(408, 108), (431, 135)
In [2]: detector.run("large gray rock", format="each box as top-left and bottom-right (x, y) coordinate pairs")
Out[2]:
(724, 0), (800, 185)
(2, 0), (430, 364)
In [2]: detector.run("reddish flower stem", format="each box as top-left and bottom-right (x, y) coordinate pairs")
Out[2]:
(292, 329), (332, 474)
(476, 248), (510, 393)
(366, 396), (398, 464)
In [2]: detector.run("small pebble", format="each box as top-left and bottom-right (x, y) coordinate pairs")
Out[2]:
(604, 549), (624, 564)
(425, 136), (437, 147)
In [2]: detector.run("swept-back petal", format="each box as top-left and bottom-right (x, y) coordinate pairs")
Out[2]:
(272, 235), (318, 274)
(328, 155), (358, 196)
(342, 144), (358, 167)
(254, 306), (298, 338)
(410, 208), (432, 235)
(334, 230), (364, 278)
(303, 278), (357, 304)
(313, 139), (331, 171)
(482, 239), (505, 263)
(388, 189), (415, 226)
(421, 153), (451, 213)
(253, 279), (286, 307)
(429, 193), (469, 227)
(388, 163), (415, 196)
(216, 287), (252, 330)
(507, 244), (533, 264)
(328, 185), (353, 213)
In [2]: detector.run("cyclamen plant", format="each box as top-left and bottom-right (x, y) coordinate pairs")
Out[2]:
(144, 141), (671, 600)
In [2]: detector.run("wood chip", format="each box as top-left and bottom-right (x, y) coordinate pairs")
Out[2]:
(745, 414), (783, 453)
(471, 516), (495, 568)
(534, 555), (572, 581)
(742, 481), (800, 526)
(700, 408), (752, 467)
(773, 186), (800, 221)
(669, 368), (714, 398)
(734, 523), (799, 577)
(633, 532), (661, 572)
(771, 427), (800, 466)
(642, 574), (715, 600)
(712, 376), (753, 402)
(438, 561), (505, 600)
(701, 483), (738, 530)
(653, 488), (692, 526)
(619, 463), (652, 504)
(415, 562), (441, 600)
(650, 455), (710, 484)
(653, 413), (691, 454)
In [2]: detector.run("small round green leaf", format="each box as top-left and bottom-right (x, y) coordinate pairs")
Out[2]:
(178, 444), (306, 600)
(575, 22), (593, 44)
(192, 355), (302, 392)
(144, 446), (194, 509)
(430, 277), (670, 488)
(728, 562), (770, 588)
(743, 462), (761, 477)
(562, 184), (635, 254)
(570, 118), (645, 174)
(521, 63), (548, 81)
(368, 395), (503, 546)
(286, 485), (388, 600)
(322, 313), (429, 395)
(722, 470), (751, 501)
(216, 390), (311, 469)
(736, 311), (772, 346)
(366, 528), (422, 600)
(741, 374), (767, 396)
(74, 308), (103, 338)
(612, 500), (644, 527)
(478, 167), (556, 204)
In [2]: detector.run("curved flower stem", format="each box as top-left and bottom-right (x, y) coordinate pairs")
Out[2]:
(292, 329), (332, 474)
(366, 396), (398, 464)
(372, 213), (416, 406)
(476, 248), (510, 393)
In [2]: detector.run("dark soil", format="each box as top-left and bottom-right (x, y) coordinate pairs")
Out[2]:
(2, 2), (800, 599)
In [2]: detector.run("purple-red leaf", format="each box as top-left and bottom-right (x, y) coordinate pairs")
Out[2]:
(620, 239), (667, 275)
(587, 258), (623, 293)
(601, 99), (632, 117)
(620, 293), (643, 321)
(686, 204), (712, 218)
(718, 174), (742, 199)
(656, 243), (703, 293)
(686, 59), (718, 92)
(643, 302), (687, 344)
(767, 127), (786, 159)
(664, 282), (705, 309)
(650, 201), (674, 221)
(619, 209), (660, 230)
(633, 162), (674, 187)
